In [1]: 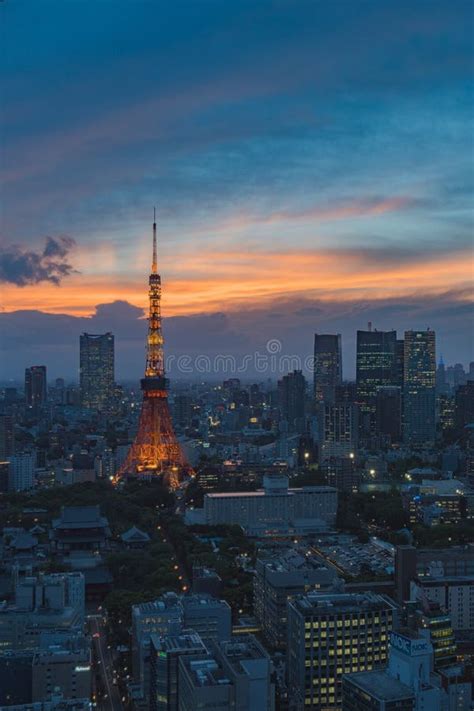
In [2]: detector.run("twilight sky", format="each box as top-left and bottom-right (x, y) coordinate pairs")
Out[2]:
(0, 0), (473, 380)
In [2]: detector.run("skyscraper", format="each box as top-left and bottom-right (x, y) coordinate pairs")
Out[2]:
(320, 402), (358, 461)
(375, 386), (402, 444)
(313, 334), (342, 405)
(278, 369), (306, 433)
(395, 338), (404, 387)
(403, 330), (436, 445)
(436, 356), (448, 395)
(0, 415), (15, 461)
(356, 329), (397, 438)
(79, 333), (114, 411)
(454, 380), (474, 432)
(24, 366), (47, 409)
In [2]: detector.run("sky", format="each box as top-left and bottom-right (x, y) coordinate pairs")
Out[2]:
(0, 0), (473, 381)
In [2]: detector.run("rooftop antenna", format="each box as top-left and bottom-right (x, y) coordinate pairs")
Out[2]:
(152, 207), (157, 274)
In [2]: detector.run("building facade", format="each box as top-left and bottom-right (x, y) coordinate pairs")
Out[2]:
(403, 330), (436, 446)
(278, 370), (306, 434)
(25, 367), (47, 409)
(79, 333), (114, 411)
(8, 453), (35, 492)
(203, 475), (337, 535)
(313, 335), (342, 405)
(356, 330), (397, 440)
(319, 403), (358, 461)
(254, 549), (338, 649)
(410, 576), (474, 632)
(287, 592), (396, 710)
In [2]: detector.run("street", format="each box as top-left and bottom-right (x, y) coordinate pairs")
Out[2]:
(89, 615), (124, 711)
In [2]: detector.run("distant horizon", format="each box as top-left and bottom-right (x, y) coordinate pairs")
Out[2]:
(1, 333), (472, 385)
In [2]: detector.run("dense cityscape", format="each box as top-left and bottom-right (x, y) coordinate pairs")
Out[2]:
(2, 1), (473, 711)
(1, 209), (473, 710)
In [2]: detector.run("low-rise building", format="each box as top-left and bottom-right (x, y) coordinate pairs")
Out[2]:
(410, 575), (474, 632)
(201, 474), (337, 535)
(178, 657), (234, 711)
(132, 592), (232, 702)
(342, 626), (472, 711)
(32, 634), (91, 702)
(150, 631), (207, 711)
(212, 636), (275, 711)
(8, 453), (35, 492)
(181, 595), (231, 643)
(51, 506), (110, 552)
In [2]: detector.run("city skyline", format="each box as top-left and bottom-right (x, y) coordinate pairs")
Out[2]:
(1, 5), (473, 711)
(1, 0), (473, 378)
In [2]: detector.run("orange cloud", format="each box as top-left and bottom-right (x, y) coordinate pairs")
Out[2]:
(1, 245), (472, 317)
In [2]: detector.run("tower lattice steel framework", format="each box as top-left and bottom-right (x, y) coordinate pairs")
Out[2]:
(116, 212), (193, 488)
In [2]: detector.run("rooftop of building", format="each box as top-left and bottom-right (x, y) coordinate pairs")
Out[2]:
(181, 656), (232, 687)
(0, 603), (80, 621)
(133, 592), (181, 616)
(121, 526), (150, 543)
(291, 591), (396, 615)
(395, 626), (426, 641)
(437, 664), (467, 681)
(343, 670), (414, 701)
(192, 566), (221, 580)
(151, 630), (206, 654)
(206, 485), (336, 498)
(414, 574), (474, 585)
(181, 594), (230, 611)
(33, 636), (90, 663)
(52, 505), (109, 529)
(258, 548), (333, 576)
(217, 635), (268, 672)
(0, 700), (91, 711)
(8, 533), (38, 550)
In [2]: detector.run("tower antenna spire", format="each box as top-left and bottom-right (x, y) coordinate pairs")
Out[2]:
(152, 207), (157, 274)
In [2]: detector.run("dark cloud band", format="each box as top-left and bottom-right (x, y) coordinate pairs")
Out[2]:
(0, 236), (77, 286)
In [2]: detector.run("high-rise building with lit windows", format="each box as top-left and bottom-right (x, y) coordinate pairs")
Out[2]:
(320, 402), (358, 461)
(79, 332), (114, 411)
(287, 592), (396, 710)
(403, 330), (436, 445)
(356, 330), (397, 439)
(313, 334), (342, 405)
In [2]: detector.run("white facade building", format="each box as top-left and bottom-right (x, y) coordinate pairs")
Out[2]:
(203, 474), (337, 535)
(410, 576), (474, 632)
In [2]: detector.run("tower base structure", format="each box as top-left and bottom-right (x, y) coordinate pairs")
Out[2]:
(116, 378), (193, 489)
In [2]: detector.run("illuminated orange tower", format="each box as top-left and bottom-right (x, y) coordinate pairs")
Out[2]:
(116, 211), (192, 488)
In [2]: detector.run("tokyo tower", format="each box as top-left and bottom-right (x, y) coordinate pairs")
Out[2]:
(115, 212), (193, 488)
